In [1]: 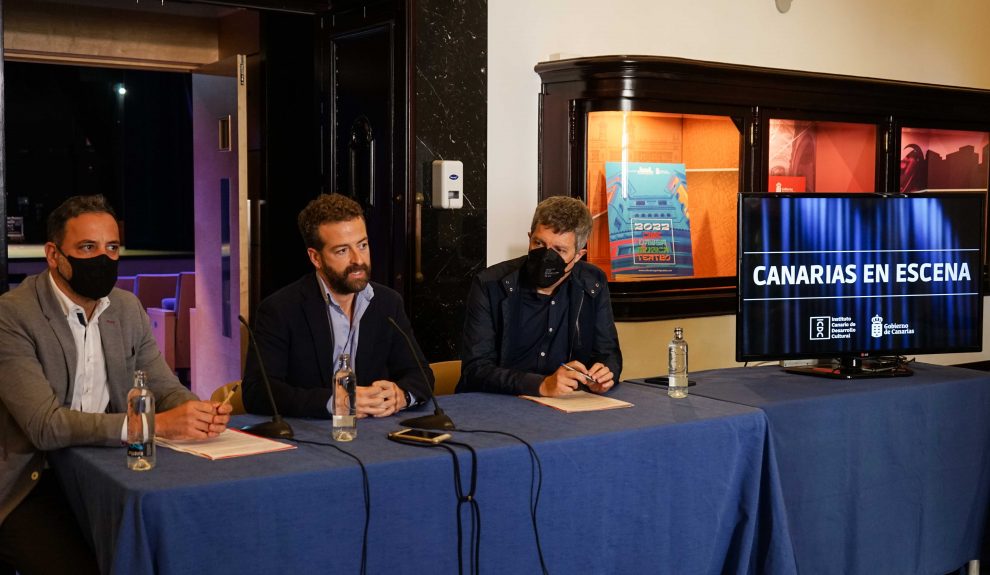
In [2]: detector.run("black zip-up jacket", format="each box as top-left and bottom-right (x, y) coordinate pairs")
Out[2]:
(456, 255), (622, 395)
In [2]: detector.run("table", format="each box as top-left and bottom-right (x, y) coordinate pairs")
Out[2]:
(52, 384), (796, 575)
(687, 362), (990, 575)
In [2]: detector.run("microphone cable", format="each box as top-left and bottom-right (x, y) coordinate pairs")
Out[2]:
(623, 379), (668, 389)
(445, 440), (480, 575)
(291, 438), (370, 575)
(391, 437), (481, 575)
(457, 429), (549, 575)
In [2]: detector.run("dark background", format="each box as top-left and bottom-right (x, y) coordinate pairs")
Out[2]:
(5, 62), (193, 249)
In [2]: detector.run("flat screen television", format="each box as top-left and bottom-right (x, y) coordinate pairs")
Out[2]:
(737, 192), (985, 378)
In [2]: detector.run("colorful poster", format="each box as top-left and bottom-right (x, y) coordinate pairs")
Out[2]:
(605, 162), (693, 278)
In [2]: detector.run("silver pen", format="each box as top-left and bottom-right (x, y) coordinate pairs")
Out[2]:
(559, 363), (596, 385)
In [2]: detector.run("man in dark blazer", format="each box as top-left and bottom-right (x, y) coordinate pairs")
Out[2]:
(243, 194), (433, 419)
(458, 196), (622, 397)
(0, 195), (231, 574)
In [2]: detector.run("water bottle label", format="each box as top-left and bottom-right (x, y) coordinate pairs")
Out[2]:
(333, 415), (355, 427)
(127, 442), (154, 457)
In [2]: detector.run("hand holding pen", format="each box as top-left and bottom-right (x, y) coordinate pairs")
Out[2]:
(559, 363), (596, 389)
(157, 390), (233, 440)
(538, 361), (607, 397)
(218, 383), (239, 412)
(561, 362), (615, 394)
(210, 383), (237, 426)
(549, 362), (615, 396)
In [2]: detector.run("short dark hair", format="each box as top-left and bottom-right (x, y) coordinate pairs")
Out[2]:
(46, 195), (117, 246)
(297, 194), (365, 250)
(530, 196), (594, 250)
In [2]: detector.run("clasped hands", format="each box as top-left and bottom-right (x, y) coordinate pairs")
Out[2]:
(539, 360), (614, 397)
(355, 380), (408, 418)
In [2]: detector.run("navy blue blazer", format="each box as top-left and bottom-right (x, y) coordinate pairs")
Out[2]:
(243, 273), (434, 419)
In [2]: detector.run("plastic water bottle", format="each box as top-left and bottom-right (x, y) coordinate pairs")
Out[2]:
(332, 354), (357, 441)
(127, 370), (156, 470)
(668, 327), (689, 399)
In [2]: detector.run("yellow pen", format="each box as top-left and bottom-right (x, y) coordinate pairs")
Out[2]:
(217, 384), (238, 411)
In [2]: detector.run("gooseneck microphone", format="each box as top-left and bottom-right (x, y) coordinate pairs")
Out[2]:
(238, 315), (294, 439)
(387, 316), (455, 430)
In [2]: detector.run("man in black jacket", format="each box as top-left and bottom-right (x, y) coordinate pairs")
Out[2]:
(458, 196), (621, 397)
(243, 194), (433, 418)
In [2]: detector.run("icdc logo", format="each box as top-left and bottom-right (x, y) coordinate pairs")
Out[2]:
(810, 316), (830, 340)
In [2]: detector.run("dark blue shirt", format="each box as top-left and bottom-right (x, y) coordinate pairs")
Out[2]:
(503, 277), (571, 376)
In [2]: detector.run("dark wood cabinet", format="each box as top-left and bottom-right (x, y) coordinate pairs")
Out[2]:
(537, 56), (990, 321)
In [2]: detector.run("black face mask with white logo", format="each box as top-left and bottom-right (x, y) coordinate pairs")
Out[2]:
(58, 249), (119, 300)
(524, 246), (573, 289)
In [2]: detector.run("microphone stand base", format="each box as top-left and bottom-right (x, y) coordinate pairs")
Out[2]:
(400, 412), (455, 431)
(241, 418), (295, 439)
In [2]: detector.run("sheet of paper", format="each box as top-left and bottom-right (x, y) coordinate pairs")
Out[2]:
(157, 428), (296, 460)
(520, 390), (633, 413)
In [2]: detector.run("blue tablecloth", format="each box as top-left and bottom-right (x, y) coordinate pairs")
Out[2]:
(687, 362), (990, 575)
(52, 384), (796, 575)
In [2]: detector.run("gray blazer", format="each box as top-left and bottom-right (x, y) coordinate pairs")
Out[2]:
(0, 271), (196, 525)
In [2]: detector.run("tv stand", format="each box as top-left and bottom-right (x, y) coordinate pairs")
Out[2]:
(784, 357), (913, 380)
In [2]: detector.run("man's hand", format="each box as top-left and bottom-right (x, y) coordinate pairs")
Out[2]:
(539, 361), (589, 397)
(355, 381), (406, 418)
(585, 362), (615, 394)
(539, 361), (615, 396)
(156, 400), (232, 440)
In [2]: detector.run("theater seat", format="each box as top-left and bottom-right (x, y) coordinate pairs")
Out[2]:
(134, 274), (178, 310)
(115, 275), (136, 293)
(172, 272), (195, 371)
(145, 272), (195, 379)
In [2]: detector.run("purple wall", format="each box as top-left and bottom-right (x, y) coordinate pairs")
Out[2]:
(190, 73), (242, 399)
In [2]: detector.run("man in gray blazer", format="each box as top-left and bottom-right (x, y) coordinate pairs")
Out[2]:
(0, 195), (231, 574)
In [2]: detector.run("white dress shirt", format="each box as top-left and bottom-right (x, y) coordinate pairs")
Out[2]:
(48, 273), (112, 414)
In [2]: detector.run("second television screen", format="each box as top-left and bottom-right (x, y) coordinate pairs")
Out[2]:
(737, 193), (984, 361)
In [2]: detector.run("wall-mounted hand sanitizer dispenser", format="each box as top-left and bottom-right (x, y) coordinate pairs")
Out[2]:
(432, 160), (464, 209)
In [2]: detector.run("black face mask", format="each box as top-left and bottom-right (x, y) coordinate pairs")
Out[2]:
(524, 246), (573, 289)
(57, 249), (119, 300)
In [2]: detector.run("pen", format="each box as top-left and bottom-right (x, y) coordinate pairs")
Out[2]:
(218, 384), (238, 411)
(559, 363), (596, 384)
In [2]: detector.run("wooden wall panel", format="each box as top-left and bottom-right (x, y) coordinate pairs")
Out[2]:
(3, 0), (219, 71)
